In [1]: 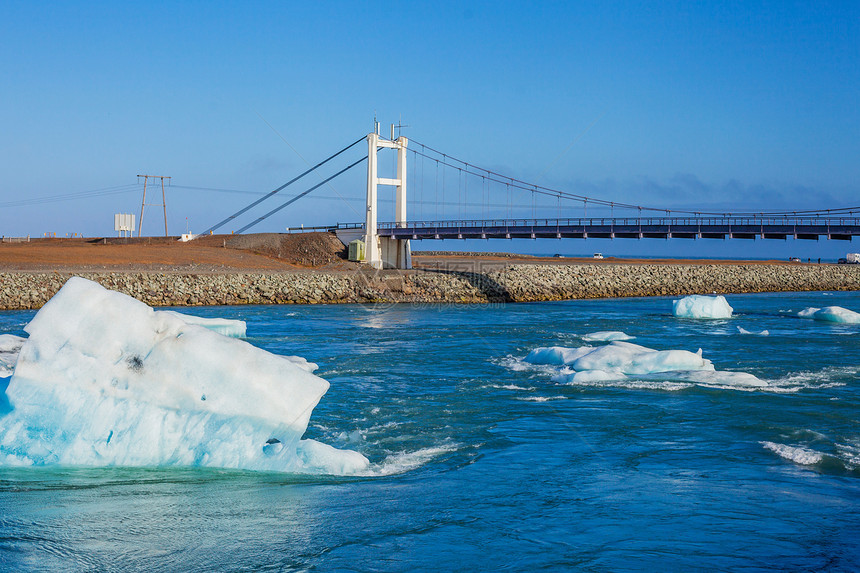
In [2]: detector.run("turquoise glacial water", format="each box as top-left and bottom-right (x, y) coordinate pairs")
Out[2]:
(1, 291), (859, 571)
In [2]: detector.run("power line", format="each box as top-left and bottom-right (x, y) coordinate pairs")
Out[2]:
(0, 184), (139, 208)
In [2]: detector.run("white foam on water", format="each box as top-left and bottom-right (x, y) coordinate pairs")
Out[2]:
(0, 334), (26, 377)
(737, 326), (769, 336)
(517, 395), (567, 402)
(672, 295), (733, 319)
(497, 355), (563, 378)
(761, 441), (824, 466)
(835, 440), (860, 468)
(358, 442), (460, 477)
(763, 366), (856, 393)
(797, 306), (860, 324)
(485, 383), (535, 391)
(562, 377), (693, 391)
(0, 277), (367, 475)
(160, 311), (247, 338)
(581, 331), (634, 342)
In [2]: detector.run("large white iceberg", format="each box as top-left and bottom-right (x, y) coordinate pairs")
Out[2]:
(672, 295), (733, 319)
(524, 340), (765, 387)
(0, 277), (368, 473)
(797, 306), (860, 324)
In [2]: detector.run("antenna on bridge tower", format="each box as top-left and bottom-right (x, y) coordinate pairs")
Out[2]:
(391, 115), (409, 141)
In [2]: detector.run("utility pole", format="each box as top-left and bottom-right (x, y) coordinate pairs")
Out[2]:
(137, 175), (171, 237)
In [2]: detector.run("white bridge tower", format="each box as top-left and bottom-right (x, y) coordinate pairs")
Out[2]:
(364, 132), (411, 269)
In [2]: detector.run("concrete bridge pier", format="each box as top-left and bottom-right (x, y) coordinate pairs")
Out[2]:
(365, 132), (411, 269)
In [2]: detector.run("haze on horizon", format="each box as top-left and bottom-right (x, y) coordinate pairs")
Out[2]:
(1, 1), (858, 259)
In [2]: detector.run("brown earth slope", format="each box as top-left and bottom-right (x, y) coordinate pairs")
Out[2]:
(0, 232), (354, 272)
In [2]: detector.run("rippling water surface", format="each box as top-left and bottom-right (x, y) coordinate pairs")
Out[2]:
(2, 291), (859, 571)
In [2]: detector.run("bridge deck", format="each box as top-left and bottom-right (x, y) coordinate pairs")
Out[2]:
(333, 217), (860, 241)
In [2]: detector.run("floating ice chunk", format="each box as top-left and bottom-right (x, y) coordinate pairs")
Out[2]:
(525, 346), (595, 365)
(737, 326), (769, 336)
(0, 335), (26, 377)
(761, 441), (823, 465)
(672, 295), (733, 319)
(521, 339), (764, 389)
(296, 439), (371, 474)
(0, 277), (367, 474)
(160, 311), (247, 338)
(570, 342), (713, 375)
(581, 331), (634, 342)
(797, 306), (860, 324)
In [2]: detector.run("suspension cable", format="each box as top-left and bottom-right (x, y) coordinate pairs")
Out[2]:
(200, 136), (365, 236)
(235, 156), (366, 234)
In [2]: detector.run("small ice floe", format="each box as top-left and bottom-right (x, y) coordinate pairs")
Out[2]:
(737, 326), (769, 336)
(522, 340), (766, 388)
(797, 306), (860, 324)
(0, 334), (27, 377)
(581, 331), (635, 342)
(672, 295), (733, 319)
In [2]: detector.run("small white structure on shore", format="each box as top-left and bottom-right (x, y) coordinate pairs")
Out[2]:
(114, 213), (135, 238)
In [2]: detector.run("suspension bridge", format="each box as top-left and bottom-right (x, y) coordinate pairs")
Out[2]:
(194, 129), (860, 269)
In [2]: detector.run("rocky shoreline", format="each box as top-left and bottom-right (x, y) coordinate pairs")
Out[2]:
(1, 263), (859, 310)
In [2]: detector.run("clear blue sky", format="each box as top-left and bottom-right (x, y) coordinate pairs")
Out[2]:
(1, 1), (858, 259)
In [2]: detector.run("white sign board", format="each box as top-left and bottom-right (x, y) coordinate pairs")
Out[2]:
(114, 213), (135, 236)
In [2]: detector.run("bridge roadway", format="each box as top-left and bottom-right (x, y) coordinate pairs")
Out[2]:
(332, 216), (860, 242)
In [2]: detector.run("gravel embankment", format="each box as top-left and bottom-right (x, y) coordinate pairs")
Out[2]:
(1, 263), (859, 310)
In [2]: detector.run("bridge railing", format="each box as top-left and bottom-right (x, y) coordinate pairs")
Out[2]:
(284, 224), (339, 233)
(355, 215), (860, 230)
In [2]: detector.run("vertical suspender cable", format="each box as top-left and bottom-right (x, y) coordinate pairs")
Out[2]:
(458, 169), (462, 220)
(464, 167), (468, 220)
(435, 160), (439, 221)
(442, 156), (446, 221)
